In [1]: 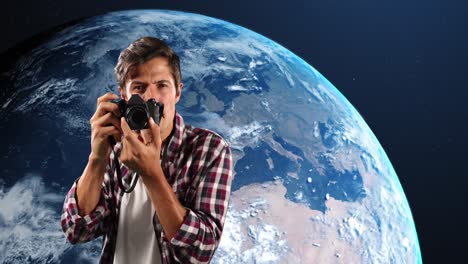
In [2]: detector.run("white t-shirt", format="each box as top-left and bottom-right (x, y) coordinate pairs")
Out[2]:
(114, 176), (162, 264)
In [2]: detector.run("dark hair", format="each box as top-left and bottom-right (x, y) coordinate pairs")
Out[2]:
(115, 37), (182, 90)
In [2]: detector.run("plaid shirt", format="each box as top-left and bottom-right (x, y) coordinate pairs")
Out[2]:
(61, 112), (233, 263)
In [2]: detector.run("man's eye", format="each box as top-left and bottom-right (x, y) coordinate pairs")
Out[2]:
(133, 86), (143, 91)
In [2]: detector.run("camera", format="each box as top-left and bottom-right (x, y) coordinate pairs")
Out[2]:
(111, 94), (164, 130)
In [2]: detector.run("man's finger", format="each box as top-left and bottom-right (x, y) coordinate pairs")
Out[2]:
(121, 117), (138, 143)
(96, 101), (121, 119)
(140, 128), (153, 145)
(97, 92), (118, 105)
(149, 118), (161, 144)
(95, 112), (122, 131)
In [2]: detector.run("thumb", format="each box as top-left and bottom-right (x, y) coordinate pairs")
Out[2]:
(149, 118), (161, 144)
(140, 128), (152, 144)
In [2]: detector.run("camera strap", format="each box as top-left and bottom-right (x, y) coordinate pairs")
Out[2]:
(109, 137), (139, 193)
(114, 151), (139, 193)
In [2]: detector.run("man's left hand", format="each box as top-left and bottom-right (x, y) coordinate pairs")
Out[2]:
(120, 117), (162, 179)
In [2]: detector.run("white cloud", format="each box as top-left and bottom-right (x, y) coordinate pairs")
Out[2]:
(212, 204), (289, 264)
(192, 111), (270, 151)
(0, 175), (100, 263)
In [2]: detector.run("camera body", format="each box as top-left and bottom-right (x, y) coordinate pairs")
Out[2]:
(111, 94), (164, 130)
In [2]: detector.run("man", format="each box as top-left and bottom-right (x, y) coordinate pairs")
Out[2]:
(61, 37), (233, 263)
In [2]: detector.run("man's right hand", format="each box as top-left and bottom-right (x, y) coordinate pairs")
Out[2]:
(88, 92), (123, 163)
(76, 92), (123, 216)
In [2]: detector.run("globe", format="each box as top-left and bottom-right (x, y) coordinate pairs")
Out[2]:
(0, 10), (422, 263)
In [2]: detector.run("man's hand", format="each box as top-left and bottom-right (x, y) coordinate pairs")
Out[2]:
(76, 92), (122, 216)
(121, 116), (187, 242)
(89, 92), (122, 163)
(120, 117), (162, 179)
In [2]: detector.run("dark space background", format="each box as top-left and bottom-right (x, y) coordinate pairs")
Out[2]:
(1, 1), (466, 262)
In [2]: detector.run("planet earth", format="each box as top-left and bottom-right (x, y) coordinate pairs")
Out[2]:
(0, 10), (422, 263)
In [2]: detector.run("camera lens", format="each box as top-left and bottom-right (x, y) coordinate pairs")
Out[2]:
(127, 106), (148, 130)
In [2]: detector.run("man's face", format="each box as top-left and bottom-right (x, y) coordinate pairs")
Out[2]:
(118, 56), (182, 137)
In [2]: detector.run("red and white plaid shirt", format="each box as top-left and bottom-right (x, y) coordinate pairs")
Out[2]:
(61, 112), (233, 263)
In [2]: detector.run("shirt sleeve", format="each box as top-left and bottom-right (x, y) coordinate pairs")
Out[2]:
(169, 137), (234, 263)
(60, 166), (115, 244)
